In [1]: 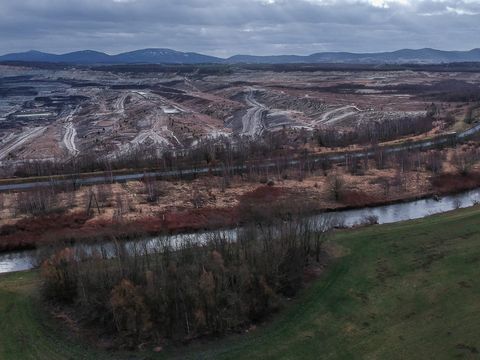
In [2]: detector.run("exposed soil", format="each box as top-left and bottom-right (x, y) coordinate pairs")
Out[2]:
(2, 149), (480, 252)
(1, 64), (476, 173)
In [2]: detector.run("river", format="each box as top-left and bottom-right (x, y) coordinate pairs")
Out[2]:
(2, 187), (480, 274)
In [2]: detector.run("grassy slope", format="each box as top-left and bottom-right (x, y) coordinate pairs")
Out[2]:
(191, 206), (480, 360)
(0, 272), (118, 360)
(2, 207), (480, 359)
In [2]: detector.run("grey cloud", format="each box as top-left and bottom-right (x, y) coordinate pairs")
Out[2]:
(0, 0), (478, 56)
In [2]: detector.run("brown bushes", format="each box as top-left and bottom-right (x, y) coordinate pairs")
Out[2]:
(41, 248), (77, 302)
(15, 186), (62, 217)
(0, 212), (91, 251)
(110, 279), (152, 347)
(160, 207), (239, 232)
(41, 216), (332, 347)
(237, 186), (296, 223)
(0, 206), (241, 252)
(431, 172), (480, 194)
(239, 185), (286, 204)
(338, 190), (383, 207)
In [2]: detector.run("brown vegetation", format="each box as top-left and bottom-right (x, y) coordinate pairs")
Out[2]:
(431, 172), (480, 194)
(41, 214), (332, 348)
(3, 141), (480, 253)
(338, 190), (383, 207)
(0, 212), (90, 251)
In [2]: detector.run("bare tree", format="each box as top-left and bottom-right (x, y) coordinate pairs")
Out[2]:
(16, 186), (61, 216)
(327, 172), (345, 201)
(191, 190), (207, 208)
(143, 174), (164, 203)
(424, 150), (444, 175)
(452, 147), (480, 176)
(113, 193), (127, 221)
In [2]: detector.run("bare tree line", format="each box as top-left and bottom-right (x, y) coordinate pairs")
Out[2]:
(315, 113), (442, 148)
(5, 111), (449, 181)
(6, 140), (480, 221)
(41, 213), (332, 347)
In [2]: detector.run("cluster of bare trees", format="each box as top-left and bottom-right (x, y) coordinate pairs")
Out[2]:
(41, 215), (332, 347)
(15, 186), (62, 217)
(7, 143), (477, 221)
(452, 147), (480, 175)
(2, 113), (459, 185)
(315, 114), (437, 148)
(5, 133), (478, 220)
(141, 174), (167, 204)
(322, 144), (480, 202)
(327, 173), (345, 201)
(10, 181), (117, 219)
(464, 103), (480, 124)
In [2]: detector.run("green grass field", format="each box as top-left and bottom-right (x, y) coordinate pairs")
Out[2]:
(2, 207), (480, 359)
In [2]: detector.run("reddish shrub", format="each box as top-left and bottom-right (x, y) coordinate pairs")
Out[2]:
(431, 172), (480, 194)
(239, 186), (286, 205)
(0, 212), (91, 251)
(237, 186), (318, 223)
(339, 190), (382, 207)
(0, 207), (241, 252)
(160, 207), (238, 232)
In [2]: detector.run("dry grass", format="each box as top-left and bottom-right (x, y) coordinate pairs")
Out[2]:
(2, 150), (480, 251)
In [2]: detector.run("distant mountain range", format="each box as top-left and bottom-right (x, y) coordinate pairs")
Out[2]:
(0, 49), (221, 65)
(2, 48), (480, 65)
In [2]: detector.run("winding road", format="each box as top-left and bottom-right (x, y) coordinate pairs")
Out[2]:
(0, 127), (47, 161)
(62, 108), (79, 156)
(130, 129), (171, 148)
(315, 105), (362, 126)
(1, 122), (478, 192)
(241, 88), (267, 137)
(114, 92), (128, 114)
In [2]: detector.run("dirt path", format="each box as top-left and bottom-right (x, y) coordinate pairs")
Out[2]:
(129, 110), (180, 148)
(315, 105), (362, 126)
(163, 126), (182, 146)
(62, 108), (79, 156)
(130, 129), (171, 148)
(241, 88), (267, 137)
(184, 76), (201, 92)
(114, 92), (128, 114)
(0, 127), (47, 160)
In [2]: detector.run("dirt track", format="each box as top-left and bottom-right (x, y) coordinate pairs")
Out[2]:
(315, 105), (362, 125)
(0, 127), (47, 161)
(241, 88), (267, 137)
(62, 108), (79, 156)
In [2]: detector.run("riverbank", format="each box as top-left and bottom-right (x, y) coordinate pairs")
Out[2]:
(2, 164), (480, 254)
(0, 167), (480, 253)
(2, 205), (480, 359)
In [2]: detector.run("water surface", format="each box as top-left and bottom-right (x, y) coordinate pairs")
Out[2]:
(2, 188), (480, 274)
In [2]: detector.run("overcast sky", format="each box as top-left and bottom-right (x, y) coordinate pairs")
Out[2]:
(0, 0), (479, 57)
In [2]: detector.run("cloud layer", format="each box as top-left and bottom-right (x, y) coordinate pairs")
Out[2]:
(0, 0), (479, 56)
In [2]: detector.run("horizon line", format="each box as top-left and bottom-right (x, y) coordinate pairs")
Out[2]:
(2, 47), (480, 59)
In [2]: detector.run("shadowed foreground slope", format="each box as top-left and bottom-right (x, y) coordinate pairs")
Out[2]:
(2, 206), (480, 359)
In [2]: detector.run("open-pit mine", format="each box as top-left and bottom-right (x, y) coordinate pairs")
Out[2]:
(0, 63), (479, 173)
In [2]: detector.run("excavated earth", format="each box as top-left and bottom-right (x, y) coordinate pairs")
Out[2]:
(0, 64), (478, 166)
